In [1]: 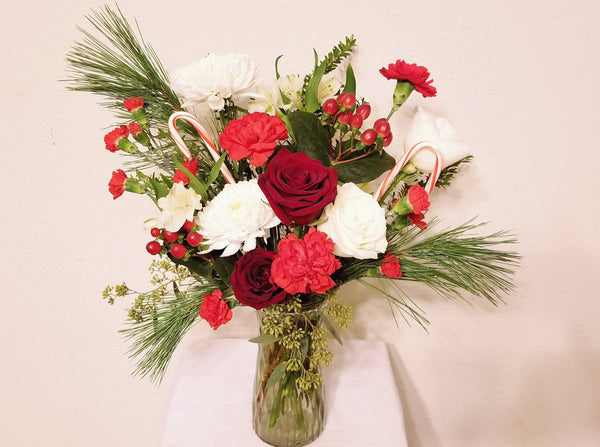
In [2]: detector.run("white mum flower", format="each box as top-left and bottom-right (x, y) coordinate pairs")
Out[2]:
(318, 183), (387, 259)
(170, 53), (260, 110)
(157, 182), (203, 232)
(195, 179), (280, 257)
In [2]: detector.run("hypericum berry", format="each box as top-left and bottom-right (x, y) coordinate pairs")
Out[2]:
(146, 241), (162, 255)
(374, 118), (391, 137)
(356, 104), (371, 120)
(322, 98), (339, 115)
(182, 220), (195, 232)
(336, 110), (353, 125)
(350, 114), (363, 129)
(337, 92), (356, 109)
(383, 132), (393, 147)
(360, 129), (377, 146)
(170, 244), (186, 259)
(187, 231), (203, 247)
(150, 227), (161, 238)
(163, 230), (179, 243)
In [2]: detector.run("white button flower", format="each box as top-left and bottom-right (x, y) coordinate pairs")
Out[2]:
(157, 182), (203, 232)
(195, 179), (280, 257)
(170, 53), (260, 110)
(404, 106), (470, 173)
(318, 183), (387, 259)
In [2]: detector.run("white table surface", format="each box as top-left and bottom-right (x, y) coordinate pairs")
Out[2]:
(160, 339), (408, 447)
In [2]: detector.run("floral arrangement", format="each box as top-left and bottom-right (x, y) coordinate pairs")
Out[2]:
(66, 7), (518, 428)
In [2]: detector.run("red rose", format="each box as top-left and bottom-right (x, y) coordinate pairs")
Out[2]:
(230, 248), (287, 310)
(219, 112), (288, 167)
(123, 97), (144, 112)
(173, 158), (199, 185)
(379, 60), (437, 98)
(104, 125), (129, 152)
(271, 227), (341, 295)
(258, 149), (338, 226)
(108, 169), (128, 199)
(199, 289), (232, 330)
(380, 252), (402, 279)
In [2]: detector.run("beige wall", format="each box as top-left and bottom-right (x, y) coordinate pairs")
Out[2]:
(1, 0), (599, 446)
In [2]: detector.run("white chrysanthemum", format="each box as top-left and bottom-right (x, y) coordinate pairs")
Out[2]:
(170, 53), (260, 110)
(157, 182), (203, 232)
(318, 183), (387, 259)
(195, 179), (280, 257)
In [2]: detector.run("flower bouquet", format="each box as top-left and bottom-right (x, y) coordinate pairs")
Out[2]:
(67, 6), (518, 446)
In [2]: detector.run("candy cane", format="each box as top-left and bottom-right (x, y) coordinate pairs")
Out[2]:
(373, 141), (443, 201)
(168, 111), (236, 184)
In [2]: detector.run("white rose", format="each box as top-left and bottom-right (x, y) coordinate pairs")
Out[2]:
(157, 182), (203, 232)
(404, 107), (469, 173)
(195, 179), (280, 257)
(318, 183), (387, 259)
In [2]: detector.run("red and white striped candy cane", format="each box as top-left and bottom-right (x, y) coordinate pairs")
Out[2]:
(373, 141), (443, 201)
(168, 111), (236, 184)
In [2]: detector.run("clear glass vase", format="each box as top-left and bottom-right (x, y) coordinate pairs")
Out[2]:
(252, 304), (325, 447)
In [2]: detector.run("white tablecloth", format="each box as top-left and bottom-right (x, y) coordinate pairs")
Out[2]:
(160, 339), (408, 446)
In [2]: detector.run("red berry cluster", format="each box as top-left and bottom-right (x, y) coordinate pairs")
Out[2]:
(321, 93), (393, 150)
(145, 219), (204, 259)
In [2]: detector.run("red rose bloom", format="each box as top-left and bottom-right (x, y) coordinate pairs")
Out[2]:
(380, 252), (402, 279)
(219, 112), (288, 167)
(199, 289), (232, 330)
(379, 60), (437, 98)
(230, 248), (287, 310)
(271, 227), (341, 295)
(104, 125), (129, 152)
(123, 97), (144, 112)
(108, 169), (128, 199)
(173, 158), (199, 185)
(258, 149), (338, 226)
(407, 185), (430, 214)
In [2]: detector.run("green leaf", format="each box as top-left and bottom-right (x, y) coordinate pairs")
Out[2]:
(266, 362), (286, 388)
(205, 153), (227, 187)
(212, 256), (236, 287)
(304, 52), (328, 113)
(334, 150), (396, 183)
(320, 312), (343, 345)
(148, 177), (169, 200)
(343, 63), (356, 94)
(248, 334), (280, 344)
(288, 111), (331, 166)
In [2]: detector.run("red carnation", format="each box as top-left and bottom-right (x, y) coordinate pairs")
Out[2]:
(128, 122), (143, 136)
(219, 112), (288, 167)
(380, 252), (402, 279)
(271, 227), (341, 295)
(407, 185), (430, 214)
(108, 169), (128, 199)
(199, 289), (232, 330)
(123, 97), (144, 112)
(173, 158), (199, 185)
(379, 60), (437, 98)
(104, 125), (129, 152)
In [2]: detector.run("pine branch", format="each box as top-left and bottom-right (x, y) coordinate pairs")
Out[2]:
(120, 282), (226, 383)
(65, 5), (181, 125)
(432, 156), (473, 189)
(319, 35), (357, 74)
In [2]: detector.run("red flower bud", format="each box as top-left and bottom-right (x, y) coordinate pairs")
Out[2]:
(360, 129), (377, 146)
(322, 98), (339, 115)
(128, 122), (143, 136)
